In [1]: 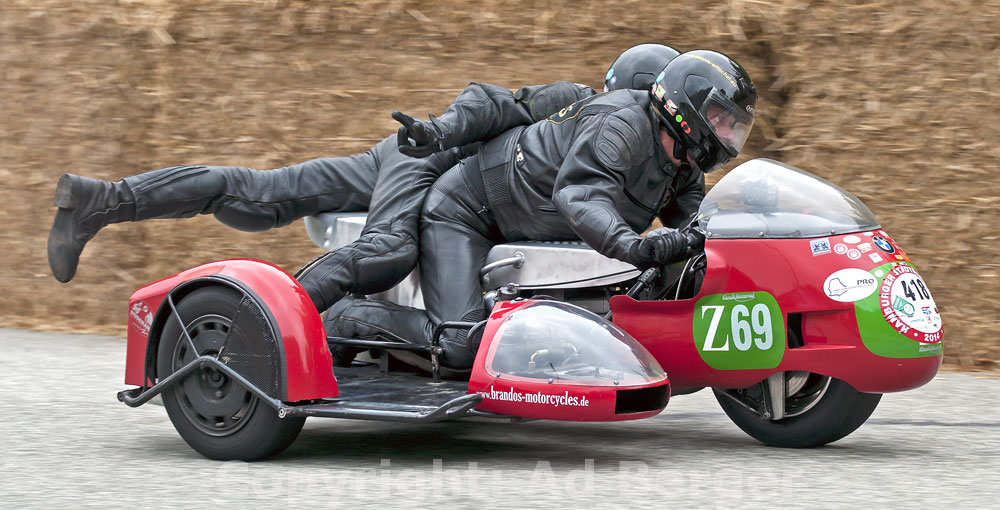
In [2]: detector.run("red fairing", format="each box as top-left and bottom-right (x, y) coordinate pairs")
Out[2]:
(468, 300), (670, 421)
(610, 232), (941, 394)
(125, 259), (338, 401)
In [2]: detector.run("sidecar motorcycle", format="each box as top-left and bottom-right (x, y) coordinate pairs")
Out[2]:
(118, 159), (943, 460)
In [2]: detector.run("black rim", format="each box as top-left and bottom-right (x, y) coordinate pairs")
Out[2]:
(170, 314), (258, 436)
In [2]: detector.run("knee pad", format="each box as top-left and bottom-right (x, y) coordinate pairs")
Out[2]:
(210, 165), (279, 231)
(213, 206), (278, 232)
(296, 233), (419, 312)
(351, 233), (418, 295)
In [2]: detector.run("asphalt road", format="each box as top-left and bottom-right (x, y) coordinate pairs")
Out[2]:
(1, 328), (998, 508)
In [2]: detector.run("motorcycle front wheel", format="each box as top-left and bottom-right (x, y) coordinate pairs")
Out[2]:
(713, 373), (881, 448)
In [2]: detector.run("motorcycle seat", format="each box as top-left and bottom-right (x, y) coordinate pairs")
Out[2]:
(305, 212), (639, 308)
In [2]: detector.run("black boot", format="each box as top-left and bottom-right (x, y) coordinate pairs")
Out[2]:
(321, 296), (479, 370)
(47, 173), (136, 283)
(322, 295), (433, 367)
(323, 297), (373, 367)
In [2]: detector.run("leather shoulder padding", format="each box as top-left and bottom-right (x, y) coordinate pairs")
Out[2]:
(595, 108), (644, 172)
(514, 81), (592, 121)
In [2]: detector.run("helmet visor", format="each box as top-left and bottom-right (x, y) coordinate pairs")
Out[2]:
(699, 89), (754, 155)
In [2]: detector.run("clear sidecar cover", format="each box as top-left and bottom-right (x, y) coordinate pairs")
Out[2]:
(468, 300), (670, 421)
(698, 159), (881, 238)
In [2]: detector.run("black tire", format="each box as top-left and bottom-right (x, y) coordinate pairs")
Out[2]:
(713, 376), (881, 448)
(157, 286), (305, 460)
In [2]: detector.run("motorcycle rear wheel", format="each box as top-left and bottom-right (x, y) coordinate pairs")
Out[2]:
(713, 375), (881, 448)
(158, 286), (305, 460)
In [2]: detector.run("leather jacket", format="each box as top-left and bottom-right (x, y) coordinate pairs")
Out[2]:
(458, 89), (703, 266)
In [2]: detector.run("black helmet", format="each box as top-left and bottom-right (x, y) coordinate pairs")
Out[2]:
(604, 43), (681, 92)
(650, 50), (757, 173)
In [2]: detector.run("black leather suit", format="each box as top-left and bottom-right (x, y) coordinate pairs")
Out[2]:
(325, 89), (704, 368)
(112, 81), (594, 311)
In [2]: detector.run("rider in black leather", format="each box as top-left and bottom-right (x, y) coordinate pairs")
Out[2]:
(319, 43), (684, 366)
(325, 50), (757, 369)
(46, 80), (595, 302)
(48, 44), (681, 309)
(46, 43), (686, 367)
(294, 80), (596, 309)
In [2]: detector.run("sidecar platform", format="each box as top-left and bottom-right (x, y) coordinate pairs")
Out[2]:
(119, 359), (493, 424)
(283, 363), (493, 423)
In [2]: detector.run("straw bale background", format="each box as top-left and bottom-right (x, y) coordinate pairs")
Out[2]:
(1, 0), (997, 369)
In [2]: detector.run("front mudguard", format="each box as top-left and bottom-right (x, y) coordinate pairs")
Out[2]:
(125, 259), (338, 402)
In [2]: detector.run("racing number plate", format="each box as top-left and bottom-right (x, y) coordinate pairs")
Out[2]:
(692, 291), (785, 370)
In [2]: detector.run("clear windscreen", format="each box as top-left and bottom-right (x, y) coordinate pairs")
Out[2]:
(697, 159), (880, 239)
(486, 301), (665, 386)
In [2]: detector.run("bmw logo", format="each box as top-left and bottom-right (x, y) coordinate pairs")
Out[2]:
(873, 235), (895, 254)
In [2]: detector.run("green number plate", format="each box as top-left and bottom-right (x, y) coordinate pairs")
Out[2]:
(692, 291), (785, 370)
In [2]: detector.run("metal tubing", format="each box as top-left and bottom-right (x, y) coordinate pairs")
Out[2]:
(166, 293), (200, 357)
(326, 337), (434, 353)
(280, 393), (483, 422)
(118, 356), (206, 407)
(479, 251), (525, 280)
(430, 321), (477, 347)
(120, 355), (285, 412)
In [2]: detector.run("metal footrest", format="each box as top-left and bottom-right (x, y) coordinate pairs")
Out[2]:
(120, 357), (489, 424)
(278, 393), (482, 422)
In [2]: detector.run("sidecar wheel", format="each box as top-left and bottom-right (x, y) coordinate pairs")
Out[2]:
(157, 286), (305, 460)
(713, 375), (881, 448)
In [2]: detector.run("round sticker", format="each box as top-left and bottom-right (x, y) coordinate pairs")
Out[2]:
(880, 265), (942, 343)
(843, 235), (861, 244)
(873, 235), (895, 254)
(823, 268), (879, 303)
(847, 248), (861, 260)
(834, 243), (848, 255)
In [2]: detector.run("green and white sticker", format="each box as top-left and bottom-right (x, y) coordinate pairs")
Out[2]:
(855, 262), (943, 358)
(692, 291), (785, 370)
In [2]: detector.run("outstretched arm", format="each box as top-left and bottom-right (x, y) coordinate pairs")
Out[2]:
(395, 81), (595, 156)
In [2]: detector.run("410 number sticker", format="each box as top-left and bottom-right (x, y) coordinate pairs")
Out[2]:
(880, 264), (942, 344)
(855, 262), (943, 358)
(692, 292), (785, 370)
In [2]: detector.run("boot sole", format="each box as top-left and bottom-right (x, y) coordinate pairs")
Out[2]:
(53, 173), (80, 209)
(48, 206), (77, 283)
(48, 174), (82, 283)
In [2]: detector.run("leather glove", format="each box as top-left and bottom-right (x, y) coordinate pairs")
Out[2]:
(393, 111), (447, 158)
(629, 227), (703, 268)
